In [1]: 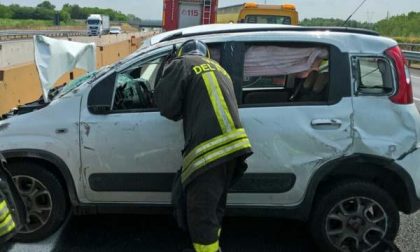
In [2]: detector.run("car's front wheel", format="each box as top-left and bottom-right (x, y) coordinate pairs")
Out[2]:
(310, 180), (400, 252)
(8, 161), (69, 242)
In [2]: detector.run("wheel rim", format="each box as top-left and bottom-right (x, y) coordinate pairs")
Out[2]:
(13, 175), (53, 234)
(325, 196), (388, 252)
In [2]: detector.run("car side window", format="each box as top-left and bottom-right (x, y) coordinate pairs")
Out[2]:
(112, 57), (164, 111)
(208, 44), (222, 63)
(352, 56), (394, 95)
(241, 44), (330, 106)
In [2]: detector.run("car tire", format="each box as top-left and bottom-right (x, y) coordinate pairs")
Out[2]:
(8, 161), (69, 242)
(310, 180), (399, 252)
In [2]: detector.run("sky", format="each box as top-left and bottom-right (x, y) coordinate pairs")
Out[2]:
(1, 0), (419, 22)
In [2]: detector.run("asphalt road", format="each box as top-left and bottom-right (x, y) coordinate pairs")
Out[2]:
(3, 69), (420, 252)
(396, 68), (420, 251)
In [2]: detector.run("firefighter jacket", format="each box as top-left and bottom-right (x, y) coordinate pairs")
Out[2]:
(0, 154), (26, 244)
(155, 55), (253, 186)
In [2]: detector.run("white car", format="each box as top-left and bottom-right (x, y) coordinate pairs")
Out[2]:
(109, 26), (122, 34)
(1, 24), (419, 251)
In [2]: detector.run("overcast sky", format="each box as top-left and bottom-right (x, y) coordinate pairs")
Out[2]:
(1, 0), (419, 22)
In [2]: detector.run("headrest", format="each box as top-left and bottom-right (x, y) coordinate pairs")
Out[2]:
(303, 71), (319, 90)
(312, 72), (329, 94)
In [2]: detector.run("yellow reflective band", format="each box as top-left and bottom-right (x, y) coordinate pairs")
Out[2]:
(0, 214), (16, 237)
(193, 240), (220, 252)
(212, 72), (235, 130)
(0, 200), (10, 222)
(183, 128), (246, 171)
(182, 138), (251, 183)
(218, 228), (221, 238)
(202, 72), (235, 133)
(202, 72), (229, 133)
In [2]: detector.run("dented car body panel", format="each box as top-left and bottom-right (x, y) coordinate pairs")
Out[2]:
(0, 24), (419, 215)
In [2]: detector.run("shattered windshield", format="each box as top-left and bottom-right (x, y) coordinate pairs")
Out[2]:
(56, 67), (109, 99)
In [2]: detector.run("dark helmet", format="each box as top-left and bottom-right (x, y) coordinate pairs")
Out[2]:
(177, 39), (210, 58)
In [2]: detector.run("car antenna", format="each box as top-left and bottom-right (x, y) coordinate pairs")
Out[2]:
(342, 0), (369, 27)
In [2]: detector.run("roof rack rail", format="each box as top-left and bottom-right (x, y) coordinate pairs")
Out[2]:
(160, 26), (379, 43)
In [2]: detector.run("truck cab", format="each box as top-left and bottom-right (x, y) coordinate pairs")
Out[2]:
(87, 14), (110, 36)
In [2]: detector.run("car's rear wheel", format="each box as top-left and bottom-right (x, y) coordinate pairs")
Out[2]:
(310, 180), (399, 252)
(8, 161), (68, 242)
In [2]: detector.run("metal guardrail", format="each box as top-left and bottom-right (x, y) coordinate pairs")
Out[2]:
(398, 43), (420, 51)
(0, 30), (87, 41)
(404, 51), (420, 62)
(399, 43), (419, 65)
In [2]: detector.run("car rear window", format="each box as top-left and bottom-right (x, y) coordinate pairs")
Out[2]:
(352, 56), (394, 95)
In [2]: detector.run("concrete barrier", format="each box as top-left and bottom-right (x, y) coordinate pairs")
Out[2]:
(0, 40), (34, 68)
(0, 64), (87, 114)
(0, 33), (152, 114)
(0, 32), (152, 68)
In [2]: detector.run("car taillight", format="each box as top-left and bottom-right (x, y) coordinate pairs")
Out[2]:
(386, 46), (413, 104)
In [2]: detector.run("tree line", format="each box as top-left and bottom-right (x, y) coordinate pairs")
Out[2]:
(0, 1), (133, 23)
(300, 12), (420, 38)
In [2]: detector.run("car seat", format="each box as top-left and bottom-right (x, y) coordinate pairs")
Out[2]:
(299, 72), (329, 102)
(289, 71), (319, 101)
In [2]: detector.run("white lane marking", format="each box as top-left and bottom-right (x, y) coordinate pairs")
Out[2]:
(412, 75), (420, 80)
(414, 97), (420, 102)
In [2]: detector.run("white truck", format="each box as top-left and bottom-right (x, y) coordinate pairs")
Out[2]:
(87, 14), (110, 36)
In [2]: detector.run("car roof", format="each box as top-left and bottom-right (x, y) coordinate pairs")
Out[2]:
(140, 25), (396, 56)
(148, 24), (293, 45)
(148, 23), (380, 45)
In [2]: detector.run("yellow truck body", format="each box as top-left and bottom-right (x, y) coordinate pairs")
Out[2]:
(217, 2), (298, 25)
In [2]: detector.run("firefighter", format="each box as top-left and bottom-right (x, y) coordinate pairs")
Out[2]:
(0, 154), (26, 245)
(155, 40), (253, 252)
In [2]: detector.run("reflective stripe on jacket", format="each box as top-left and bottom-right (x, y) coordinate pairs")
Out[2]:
(155, 55), (252, 186)
(0, 200), (16, 237)
(0, 153), (26, 244)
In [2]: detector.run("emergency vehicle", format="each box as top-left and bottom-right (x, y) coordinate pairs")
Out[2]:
(162, 0), (218, 31)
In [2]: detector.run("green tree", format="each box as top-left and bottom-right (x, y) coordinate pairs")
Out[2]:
(0, 4), (13, 18)
(37, 1), (55, 10)
(60, 9), (71, 23)
(300, 18), (374, 30)
(33, 6), (55, 20)
(375, 12), (420, 37)
(69, 4), (83, 19)
(10, 5), (35, 19)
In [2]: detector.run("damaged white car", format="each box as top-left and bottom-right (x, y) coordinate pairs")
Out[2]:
(1, 24), (420, 252)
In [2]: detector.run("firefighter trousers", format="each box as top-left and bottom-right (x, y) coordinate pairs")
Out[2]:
(185, 159), (236, 252)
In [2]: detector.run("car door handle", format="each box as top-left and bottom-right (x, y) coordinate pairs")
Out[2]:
(311, 119), (342, 128)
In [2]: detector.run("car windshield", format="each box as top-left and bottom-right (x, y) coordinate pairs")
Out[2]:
(245, 15), (292, 24)
(87, 20), (100, 25)
(56, 67), (109, 99)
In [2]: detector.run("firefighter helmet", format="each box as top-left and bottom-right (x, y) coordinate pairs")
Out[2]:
(177, 40), (210, 58)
